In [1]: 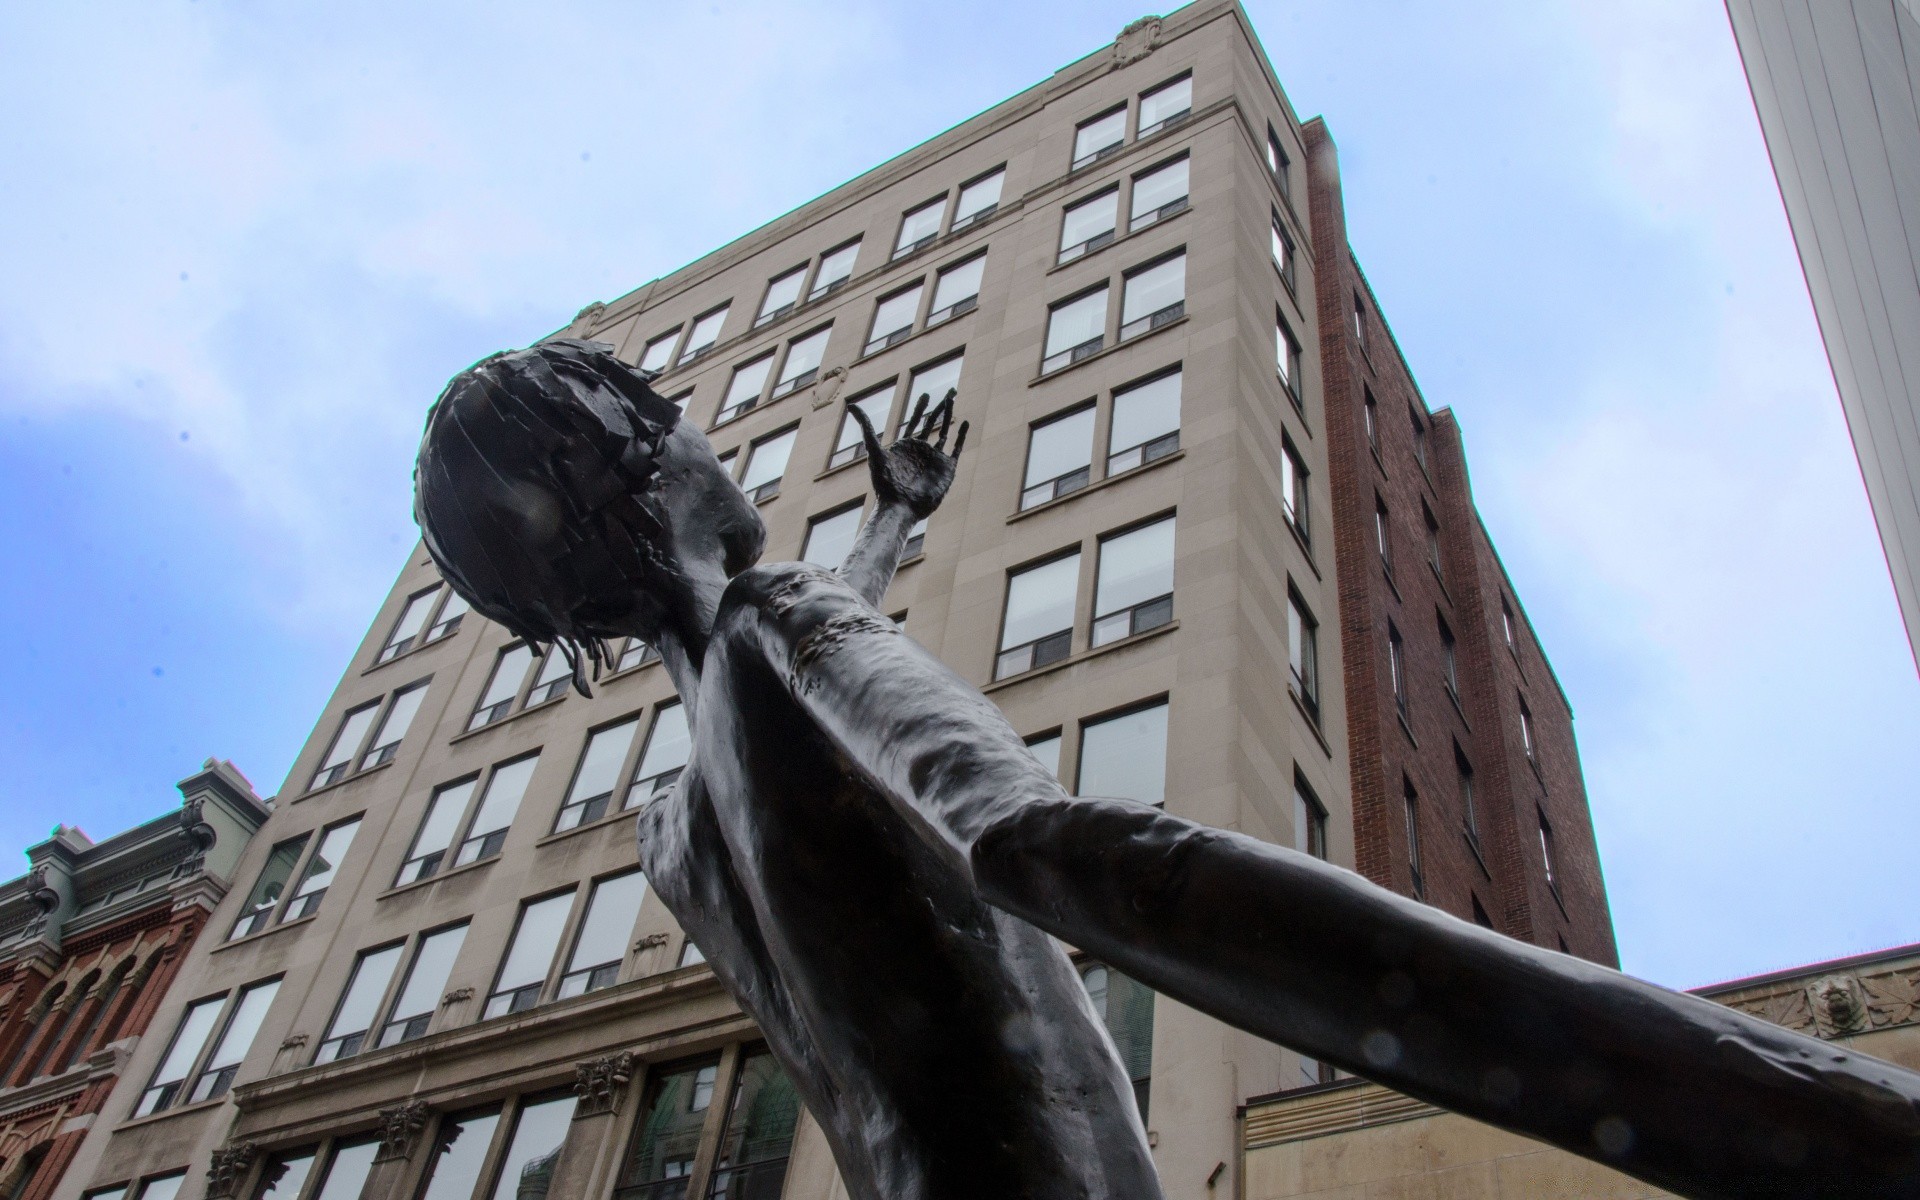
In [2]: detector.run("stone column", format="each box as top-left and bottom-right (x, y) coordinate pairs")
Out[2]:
(541, 1051), (637, 1198)
(203, 1141), (259, 1200)
(359, 1099), (432, 1200)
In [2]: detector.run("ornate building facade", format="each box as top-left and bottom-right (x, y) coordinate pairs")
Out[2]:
(0, 762), (268, 1199)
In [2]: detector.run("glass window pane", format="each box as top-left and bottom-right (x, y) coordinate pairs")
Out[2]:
(1060, 190), (1118, 251)
(1045, 290), (1108, 357)
(1110, 370), (1181, 457)
(428, 591), (469, 640)
(634, 703), (692, 789)
(316, 704), (378, 775)
(1089, 967), (1155, 1090)
(1122, 255), (1185, 325)
(568, 719), (640, 806)
(1096, 517), (1176, 616)
(319, 946), (401, 1061)
(833, 387), (892, 461)
(1130, 159), (1189, 220)
(777, 328), (830, 387)
(759, 267), (805, 319)
(231, 835), (308, 938)
(931, 255), (985, 313)
(707, 1049), (800, 1197)
(1074, 108), (1126, 163)
(813, 241), (860, 296)
(803, 507), (864, 569)
(722, 355), (774, 411)
(385, 924), (469, 1036)
(252, 1152), (316, 1200)
(1289, 595), (1318, 703)
(204, 979), (280, 1071)
(1078, 703), (1168, 806)
(409, 781), (472, 866)
(478, 644), (536, 713)
(383, 590), (438, 656)
(896, 198), (944, 250)
(1001, 553), (1080, 650)
(135, 1177), (184, 1200)
(566, 871), (648, 975)
(903, 355), (963, 425)
(366, 683), (427, 758)
(685, 307), (729, 356)
(1139, 75), (1191, 129)
(740, 430), (796, 492)
(469, 756), (537, 841)
(494, 893), (573, 995)
(311, 1140), (379, 1200)
(417, 1110), (502, 1200)
(869, 284), (923, 343)
(292, 820), (361, 901)
(621, 1060), (721, 1189)
(488, 1094), (576, 1200)
(639, 330), (680, 373)
(150, 998), (223, 1087)
(533, 647), (572, 691)
(1025, 408), (1095, 488)
(1026, 735), (1061, 778)
(955, 170), (1004, 223)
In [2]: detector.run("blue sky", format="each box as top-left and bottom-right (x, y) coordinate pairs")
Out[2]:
(1, 1), (1914, 990)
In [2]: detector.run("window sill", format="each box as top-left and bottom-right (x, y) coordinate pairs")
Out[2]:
(1396, 710), (1418, 749)
(536, 803), (655, 851)
(210, 912), (318, 955)
(298, 759), (392, 803)
(814, 455), (868, 483)
(360, 630), (458, 678)
(447, 692), (568, 747)
(115, 1095), (229, 1133)
(1007, 450), (1183, 524)
(376, 855), (496, 903)
(982, 619), (1178, 695)
(1030, 315), (1187, 386)
(1445, 686), (1470, 731)
(1381, 563), (1402, 605)
(1546, 880), (1569, 921)
(1288, 689), (1332, 759)
(851, 315), (961, 369)
(602, 654), (663, 684)
(1463, 828), (1491, 880)
(1046, 203), (1190, 278)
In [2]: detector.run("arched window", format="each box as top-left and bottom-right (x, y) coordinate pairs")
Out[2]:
(20, 970), (95, 1082)
(96, 949), (166, 1047)
(58, 958), (133, 1074)
(1, 982), (64, 1085)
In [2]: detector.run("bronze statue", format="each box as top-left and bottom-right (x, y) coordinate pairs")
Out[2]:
(416, 340), (1920, 1200)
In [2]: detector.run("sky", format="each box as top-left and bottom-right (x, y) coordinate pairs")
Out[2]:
(1, 1), (1914, 991)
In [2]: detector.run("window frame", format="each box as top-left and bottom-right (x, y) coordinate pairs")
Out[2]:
(376, 919), (471, 1050)
(313, 941), (405, 1065)
(739, 424), (800, 504)
(1117, 248), (1187, 342)
(377, 585), (444, 664)
(951, 166), (1006, 232)
(809, 238), (862, 302)
(1136, 71), (1193, 137)
(1293, 773), (1328, 859)
(468, 642), (538, 732)
(754, 263), (808, 328)
(1058, 186), (1120, 264)
(360, 679), (430, 769)
(865, 279), (927, 356)
(1404, 779), (1424, 898)
(483, 888), (579, 1020)
(553, 713), (645, 833)
(310, 701), (381, 790)
(994, 546), (1084, 680)
(1106, 363), (1183, 477)
(1020, 401), (1097, 511)
(680, 304), (731, 365)
(1072, 104), (1128, 170)
(927, 250), (986, 327)
(555, 868), (648, 1000)
(1074, 696), (1172, 808)
(281, 816), (363, 924)
(893, 194), (948, 259)
(802, 500), (867, 570)
(1128, 153), (1190, 233)
(1287, 585), (1320, 720)
(453, 751), (540, 868)
(628, 699), (693, 806)
(715, 351), (777, 426)
(1090, 511), (1177, 648)
(1041, 284), (1111, 375)
(770, 324), (833, 399)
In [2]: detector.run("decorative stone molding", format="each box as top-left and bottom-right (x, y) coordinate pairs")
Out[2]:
(179, 796), (218, 852)
(1111, 16), (1162, 68)
(442, 986), (474, 1006)
(374, 1099), (432, 1163)
(1733, 987), (1815, 1034)
(573, 1051), (636, 1118)
(26, 865), (59, 914)
(634, 932), (670, 952)
(810, 365), (849, 410)
(573, 301), (607, 337)
(1862, 967), (1920, 1028)
(205, 1141), (259, 1199)
(1811, 974), (1868, 1037)
(269, 1033), (310, 1077)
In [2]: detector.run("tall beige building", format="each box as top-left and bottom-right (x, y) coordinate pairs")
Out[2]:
(53, 5), (1610, 1199)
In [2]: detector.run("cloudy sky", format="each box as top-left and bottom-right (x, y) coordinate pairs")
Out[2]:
(2, 1), (1914, 990)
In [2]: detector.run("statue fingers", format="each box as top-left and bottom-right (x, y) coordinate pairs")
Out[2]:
(934, 397), (955, 449)
(846, 401), (886, 462)
(950, 420), (969, 460)
(905, 392), (931, 442)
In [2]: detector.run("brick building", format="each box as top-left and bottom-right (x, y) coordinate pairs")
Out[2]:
(0, 762), (268, 1199)
(55, 5), (1611, 1199)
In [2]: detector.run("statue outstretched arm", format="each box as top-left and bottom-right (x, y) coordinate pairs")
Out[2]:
(837, 391), (966, 608)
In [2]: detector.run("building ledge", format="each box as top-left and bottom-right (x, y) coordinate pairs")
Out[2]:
(1006, 449), (1184, 525)
(375, 854), (496, 904)
(295, 758), (392, 804)
(982, 619), (1178, 695)
(210, 912), (316, 955)
(447, 692), (568, 747)
(1028, 315), (1188, 387)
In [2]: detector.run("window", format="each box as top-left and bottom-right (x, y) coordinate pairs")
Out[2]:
(231, 834), (309, 939)
(755, 265), (806, 327)
(894, 196), (945, 259)
(996, 551), (1080, 679)
(904, 516), (928, 560)
(189, 978), (279, 1103)
(680, 940), (706, 968)
(1281, 438), (1309, 539)
(529, 647), (574, 707)
(1129, 156), (1188, 232)
(1374, 497), (1394, 576)
(1519, 695), (1536, 761)
(558, 871), (648, 998)
(556, 717), (640, 832)
(1059, 188), (1118, 263)
(639, 328), (681, 374)
(471, 643), (536, 731)
(1270, 212), (1294, 284)
(1077, 701), (1168, 807)
(284, 818), (360, 922)
(1538, 809), (1558, 893)
(1501, 597), (1517, 652)
(1288, 588), (1319, 718)
(378, 923), (468, 1048)
(630, 701), (692, 802)
(1079, 964), (1155, 1118)
(928, 253), (985, 325)
(1293, 776), (1327, 859)
(485, 891), (574, 1019)
(772, 327), (830, 399)
(1025, 731), (1062, 778)
(803, 504), (864, 569)
(619, 1057), (720, 1196)
(829, 385), (892, 469)
(865, 281), (924, 355)
(1423, 506), (1443, 581)
(487, 1093), (576, 1200)
(903, 354), (964, 429)
(810, 239), (860, 301)
(456, 754), (537, 866)
(707, 1048), (801, 1198)
(423, 593), (469, 647)
(251, 1150), (317, 1200)
(616, 637), (659, 673)
(1275, 314), (1301, 401)
(1093, 516), (1175, 646)
(1108, 367), (1181, 474)
(682, 305), (729, 363)
(135, 995), (223, 1115)
(311, 1140), (380, 1200)
(1411, 408), (1429, 471)
(1073, 106), (1126, 168)
(416, 1108), (501, 1200)
(1389, 624), (1409, 721)
(952, 168), (1005, 230)
(134, 1177), (186, 1200)
(379, 587), (441, 663)
(1363, 387), (1380, 454)
(1473, 896), (1494, 929)
(1138, 72), (1192, 135)
(1042, 287), (1108, 374)
(739, 427), (796, 504)
(1439, 615), (1459, 703)
(716, 353), (774, 424)
(312, 702), (378, 789)
(1021, 405), (1095, 510)
(1405, 781), (1424, 898)
(1352, 291), (1368, 355)
(1457, 749), (1478, 843)
(315, 944), (403, 1064)
(1119, 252), (1185, 340)
(1266, 126), (1291, 196)
(362, 681), (427, 768)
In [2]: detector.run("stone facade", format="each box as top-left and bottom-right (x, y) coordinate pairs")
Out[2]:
(52, 5), (1612, 1199)
(0, 761), (267, 1199)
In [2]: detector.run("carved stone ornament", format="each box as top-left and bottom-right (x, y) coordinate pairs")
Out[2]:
(178, 796), (218, 850)
(204, 1141), (259, 1199)
(573, 1050), (636, 1118)
(26, 865), (59, 914)
(573, 301), (607, 337)
(374, 1098), (432, 1163)
(634, 932), (671, 952)
(1862, 968), (1920, 1029)
(441, 986), (474, 1006)
(1111, 15), (1162, 68)
(1735, 987), (1815, 1035)
(1812, 974), (1868, 1036)
(811, 364), (849, 411)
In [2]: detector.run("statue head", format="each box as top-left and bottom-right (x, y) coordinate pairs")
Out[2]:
(414, 339), (765, 682)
